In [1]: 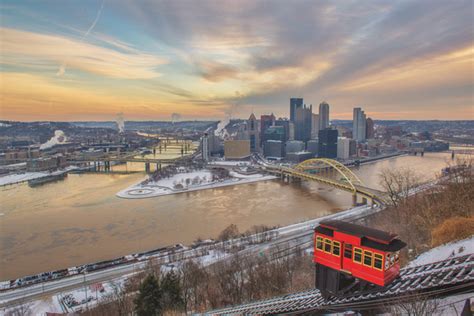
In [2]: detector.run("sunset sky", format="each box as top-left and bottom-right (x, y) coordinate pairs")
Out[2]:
(1, 0), (473, 121)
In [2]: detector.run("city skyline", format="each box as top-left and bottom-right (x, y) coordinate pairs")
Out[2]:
(1, 0), (473, 121)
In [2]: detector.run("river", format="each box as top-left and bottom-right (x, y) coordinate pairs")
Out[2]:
(0, 152), (460, 280)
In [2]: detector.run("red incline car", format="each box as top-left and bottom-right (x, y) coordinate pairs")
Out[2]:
(313, 219), (406, 296)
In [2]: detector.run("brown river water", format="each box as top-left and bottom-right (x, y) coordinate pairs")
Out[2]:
(0, 152), (459, 280)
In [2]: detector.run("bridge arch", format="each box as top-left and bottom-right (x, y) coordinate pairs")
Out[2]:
(293, 158), (364, 193)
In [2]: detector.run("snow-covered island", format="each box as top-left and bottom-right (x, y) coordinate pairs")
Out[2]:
(116, 164), (277, 199)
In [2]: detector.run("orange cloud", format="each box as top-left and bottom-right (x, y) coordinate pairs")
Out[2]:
(340, 46), (474, 92)
(1, 28), (167, 79)
(0, 72), (226, 120)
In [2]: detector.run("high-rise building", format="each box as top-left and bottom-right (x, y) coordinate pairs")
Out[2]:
(318, 128), (338, 158)
(366, 117), (374, 139)
(337, 137), (351, 160)
(264, 126), (286, 142)
(307, 139), (319, 157)
(353, 107), (367, 142)
(247, 113), (259, 152)
(263, 140), (284, 159)
(319, 102), (330, 130)
(260, 114), (275, 146)
(286, 140), (305, 153)
(289, 122), (295, 140)
(311, 113), (320, 139)
(349, 139), (357, 157)
(290, 98), (303, 122)
(202, 133), (209, 161)
(295, 104), (312, 142)
(275, 118), (291, 141)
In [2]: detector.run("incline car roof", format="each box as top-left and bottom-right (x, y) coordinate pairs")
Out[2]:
(319, 219), (398, 245)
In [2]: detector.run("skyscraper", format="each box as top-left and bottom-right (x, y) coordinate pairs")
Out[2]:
(311, 113), (320, 139)
(353, 107), (367, 142)
(290, 98), (303, 122)
(275, 118), (291, 141)
(202, 133), (209, 161)
(318, 128), (338, 158)
(319, 102), (330, 130)
(264, 126), (286, 142)
(260, 114), (275, 146)
(247, 113), (259, 152)
(295, 104), (312, 142)
(366, 117), (374, 139)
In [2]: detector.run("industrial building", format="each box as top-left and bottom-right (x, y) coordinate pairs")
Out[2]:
(224, 140), (251, 160)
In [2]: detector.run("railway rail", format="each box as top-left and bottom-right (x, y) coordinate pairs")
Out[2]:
(209, 254), (474, 315)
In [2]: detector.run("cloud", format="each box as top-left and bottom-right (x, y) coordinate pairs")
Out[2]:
(194, 60), (239, 82)
(1, 27), (167, 79)
(1, 0), (473, 120)
(0, 72), (227, 121)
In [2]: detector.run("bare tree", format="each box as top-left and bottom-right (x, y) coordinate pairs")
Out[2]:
(218, 224), (240, 241)
(5, 299), (31, 316)
(379, 167), (421, 207)
(109, 280), (134, 316)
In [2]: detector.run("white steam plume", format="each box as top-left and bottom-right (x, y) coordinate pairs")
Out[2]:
(116, 112), (124, 134)
(171, 113), (181, 124)
(40, 130), (67, 150)
(214, 90), (241, 139)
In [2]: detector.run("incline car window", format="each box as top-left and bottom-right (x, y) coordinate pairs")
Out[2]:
(374, 253), (383, 270)
(344, 244), (353, 259)
(316, 236), (323, 250)
(363, 250), (373, 267)
(333, 241), (341, 256)
(354, 248), (362, 263)
(324, 238), (332, 253)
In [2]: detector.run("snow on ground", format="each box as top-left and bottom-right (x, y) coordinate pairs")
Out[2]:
(117, 169), (277, 199)
(1, 278), (130, 315)
(208, 160), (250, 167)
(407, 236), (474, 267)
(0, 166), (78, 186)
(0, 162), (26, 169)
(152, 170), (213, 188)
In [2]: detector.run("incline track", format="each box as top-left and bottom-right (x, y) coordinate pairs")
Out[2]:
(209, 254), (474, 315)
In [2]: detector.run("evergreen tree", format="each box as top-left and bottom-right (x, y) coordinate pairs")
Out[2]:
(135, 274), (162, 316)
(161, 270), (184, 311)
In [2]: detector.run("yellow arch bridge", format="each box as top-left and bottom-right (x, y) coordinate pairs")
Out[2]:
(264, 158), (387, 206)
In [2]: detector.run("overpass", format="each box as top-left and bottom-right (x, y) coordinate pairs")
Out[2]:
(263, 158), (388, 206)
(67, 151), (196, 173)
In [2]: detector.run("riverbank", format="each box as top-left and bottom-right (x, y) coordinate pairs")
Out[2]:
(116, 169), (277, 199)
(0, 166), (78, 187)
(1, 152), (453, 281)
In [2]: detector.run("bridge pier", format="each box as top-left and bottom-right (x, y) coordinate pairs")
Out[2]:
(352, 193), (357, 207)
(156, 163), (161, 171)
(145, 162), (150, 173)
